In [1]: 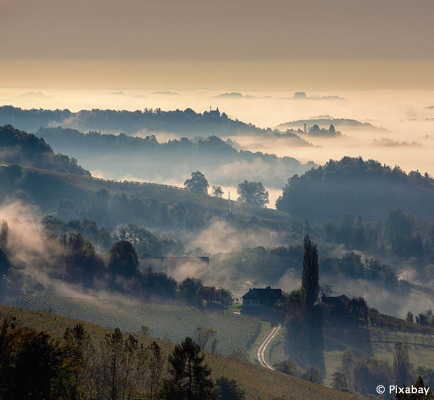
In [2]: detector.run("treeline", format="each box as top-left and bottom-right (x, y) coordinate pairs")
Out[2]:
(331, 345), (434, 397)
(0, 164), (283, 235)
(276, 157), (434, 222)
(313, 208), (434, 283)
(0, 105), (280, 138)
(0, 125), (90, 176)
(0, 223), (232, 308)
(0, 317), (245, 400)
(216, 245), (404, 295)
(42, 216), (184, 255)
(37, 127), (313, 187)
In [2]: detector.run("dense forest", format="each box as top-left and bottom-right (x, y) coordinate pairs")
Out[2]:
(276, 157), (434, 222)
(0, 125), (90, 176)
(0, 218), (232, 307)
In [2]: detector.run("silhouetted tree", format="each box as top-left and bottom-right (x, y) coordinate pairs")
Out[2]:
(0, 316), (69, 400)
(108, 240), (140, 279)
(0, 220), (8, 250)
(215, 376), (245, 400)
(179, 277), (203, 302)
(146, 341), (165, 399)
(62, 324), (95, 397)
(184, 172), (209, 195)
(302, 235), (319, 314)
(236, 180), (269, 207)
(407, 311), (414, 323)
(302, 365), (323, 384)
(346, 297), (369, 322)
(273, 360), (299, 376)
(212, 186), (224, 198)
(161, 337), (215, 399)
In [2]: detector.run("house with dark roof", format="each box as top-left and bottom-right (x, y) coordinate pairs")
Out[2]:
(321, 294), (350, 314)
(241, 286), (283, 309)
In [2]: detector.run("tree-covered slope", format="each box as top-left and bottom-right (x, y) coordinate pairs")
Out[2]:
(36, 127), (316, 188)
(276, 157), (434, 222)
(0, 124), (90, 176)
(0, 164), (289, 230)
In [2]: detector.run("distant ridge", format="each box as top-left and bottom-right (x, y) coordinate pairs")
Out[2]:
(276, 117), (386, 132)
(0, 105), (308, 144)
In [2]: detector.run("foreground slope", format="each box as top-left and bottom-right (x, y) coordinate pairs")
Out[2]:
(0, 304), (362, 400)
(6, 294), (262, 356)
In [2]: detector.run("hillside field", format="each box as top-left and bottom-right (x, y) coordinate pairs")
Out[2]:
(0, 304), (363, 400)
(6, 294), (262, 357)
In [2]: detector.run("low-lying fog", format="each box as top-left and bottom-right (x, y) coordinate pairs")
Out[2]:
(2, 87), (434, 206)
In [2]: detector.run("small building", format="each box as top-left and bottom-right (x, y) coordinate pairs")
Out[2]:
(139, 256), (210, 277)
(241, 286), (283, 308)
(322, 294), (350, 313)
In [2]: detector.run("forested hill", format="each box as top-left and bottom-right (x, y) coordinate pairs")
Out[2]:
(276, 157), (434, 222)
(0, 125), (90, 176)
(0, 106), (309, 144)
(0, 164), (288, 230)
(37, 127), (316, 188)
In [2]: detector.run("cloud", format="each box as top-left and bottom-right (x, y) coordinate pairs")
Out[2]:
(188, 219), (284, 255)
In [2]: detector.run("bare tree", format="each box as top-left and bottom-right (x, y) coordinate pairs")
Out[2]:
(194, 326), (218, 352)
(145, 341), (166, 399)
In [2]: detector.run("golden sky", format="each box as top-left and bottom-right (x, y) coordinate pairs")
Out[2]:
(1, 0), (434, 89)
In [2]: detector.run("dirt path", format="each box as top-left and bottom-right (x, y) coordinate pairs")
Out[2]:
(257, 323), (281, 369)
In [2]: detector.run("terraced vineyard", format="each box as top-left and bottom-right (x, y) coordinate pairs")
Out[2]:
(7, 294), (261, 356)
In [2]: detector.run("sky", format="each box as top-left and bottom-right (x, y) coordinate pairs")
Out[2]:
(2, 0), (434, 90)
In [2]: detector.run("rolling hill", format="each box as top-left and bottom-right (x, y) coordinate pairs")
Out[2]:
(276, 156), (434, 222)
(35, 127), (316, 188)
(0, 163), (289, 228)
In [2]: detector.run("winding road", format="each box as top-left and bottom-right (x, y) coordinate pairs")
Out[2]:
(257, 323), (281, 369)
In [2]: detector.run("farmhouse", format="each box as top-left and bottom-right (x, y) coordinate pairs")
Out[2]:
(241, 286), (283, 308)
(321, 294), (350, 313)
